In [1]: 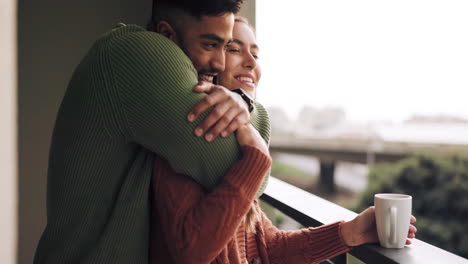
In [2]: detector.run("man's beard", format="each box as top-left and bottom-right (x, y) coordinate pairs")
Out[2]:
(198, 71), (220, 83)
(179, 40), (221, 84)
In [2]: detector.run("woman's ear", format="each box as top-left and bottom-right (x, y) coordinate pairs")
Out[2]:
(156, 21), (178, 43)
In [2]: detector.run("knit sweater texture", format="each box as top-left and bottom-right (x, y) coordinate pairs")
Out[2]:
(150, 146), (351, 264)
(34, 24), (270, 264)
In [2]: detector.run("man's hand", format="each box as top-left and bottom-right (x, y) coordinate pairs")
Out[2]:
(187, 82), (250, 142)
(340, 207), (417, 247)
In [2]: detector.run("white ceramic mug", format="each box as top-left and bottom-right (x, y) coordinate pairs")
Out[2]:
(374, 193), (412, 248)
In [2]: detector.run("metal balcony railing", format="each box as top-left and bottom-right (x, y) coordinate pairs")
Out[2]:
(260, 177), (468, 264)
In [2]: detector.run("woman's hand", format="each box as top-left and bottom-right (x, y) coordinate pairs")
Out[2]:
(340, 207), (417, 247)
(236, 124), (269, 156)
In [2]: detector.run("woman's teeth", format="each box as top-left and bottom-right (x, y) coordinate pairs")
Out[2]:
(236, 76), (253, 83)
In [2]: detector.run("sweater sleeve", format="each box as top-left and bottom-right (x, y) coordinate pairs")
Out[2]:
(152, 146), (272, 264)
(103, 26), (269, 191)
(259, 208), (351, 264)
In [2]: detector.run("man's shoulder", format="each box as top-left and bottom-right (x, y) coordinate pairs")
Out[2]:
(253, 102), (270, 121)
(87, 22), (194, 73)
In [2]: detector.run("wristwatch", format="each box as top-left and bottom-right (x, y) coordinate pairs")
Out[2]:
(232, 88), (255, 113)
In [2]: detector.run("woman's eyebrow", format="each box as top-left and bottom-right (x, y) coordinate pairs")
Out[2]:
(232, 38), (259, 50)
(231, 39), (244, 46)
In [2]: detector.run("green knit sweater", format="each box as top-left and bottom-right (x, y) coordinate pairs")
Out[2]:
(34, 24), (270, 264)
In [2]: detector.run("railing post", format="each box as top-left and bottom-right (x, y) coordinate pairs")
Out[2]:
(319, 160), (336, 193)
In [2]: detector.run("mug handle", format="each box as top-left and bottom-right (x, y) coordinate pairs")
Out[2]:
(390, 206), (397, 245)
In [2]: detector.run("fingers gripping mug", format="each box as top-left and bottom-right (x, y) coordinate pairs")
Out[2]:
(374, 193), (412, 248)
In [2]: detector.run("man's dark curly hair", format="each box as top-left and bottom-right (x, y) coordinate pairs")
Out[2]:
(148, 0), (245, 30)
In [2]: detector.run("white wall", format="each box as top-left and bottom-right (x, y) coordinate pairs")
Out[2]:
(0, 0), (18, 263)
(239, 0), (256, 28)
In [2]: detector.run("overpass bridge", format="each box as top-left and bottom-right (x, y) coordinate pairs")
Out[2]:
(269, 135), (468, 193)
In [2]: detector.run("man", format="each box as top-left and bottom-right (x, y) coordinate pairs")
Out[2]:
(34, 0), (271, 263)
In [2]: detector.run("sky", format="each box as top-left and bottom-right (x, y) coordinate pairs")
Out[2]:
(255, 0), (468, 123)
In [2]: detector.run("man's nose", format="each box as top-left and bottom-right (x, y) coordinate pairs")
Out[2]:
(210, 50), (225, 73)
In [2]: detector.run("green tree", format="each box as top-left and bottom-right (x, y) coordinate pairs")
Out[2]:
(354, 153), (468, 258)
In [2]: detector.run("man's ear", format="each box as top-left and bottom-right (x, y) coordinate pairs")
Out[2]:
(156, 21), (179, 43)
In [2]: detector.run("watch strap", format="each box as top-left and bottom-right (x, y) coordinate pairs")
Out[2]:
(232, 88), (254, 113)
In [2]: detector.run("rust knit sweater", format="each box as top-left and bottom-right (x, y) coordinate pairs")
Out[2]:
(150, 146), (351, 264)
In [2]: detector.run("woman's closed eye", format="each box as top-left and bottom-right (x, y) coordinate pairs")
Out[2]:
(228, 48), (241, 53)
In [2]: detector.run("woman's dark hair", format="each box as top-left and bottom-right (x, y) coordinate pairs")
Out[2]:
(149, 0), (244, 29)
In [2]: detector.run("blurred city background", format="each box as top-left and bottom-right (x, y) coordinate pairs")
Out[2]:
(255, 0), (468, 259)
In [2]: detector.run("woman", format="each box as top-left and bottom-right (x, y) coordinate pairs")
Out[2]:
(150, 17), (417, 264)
(218, 17), (260, 100)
